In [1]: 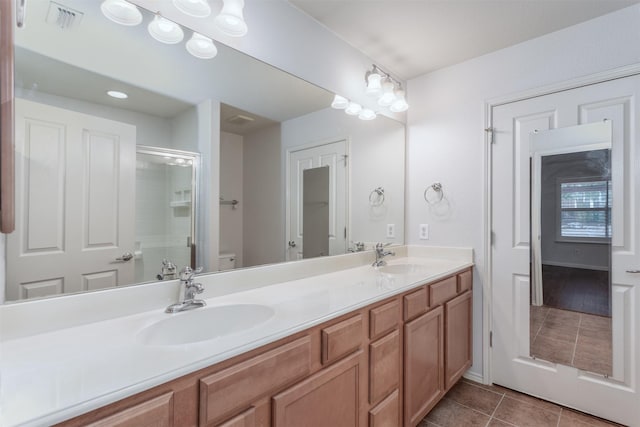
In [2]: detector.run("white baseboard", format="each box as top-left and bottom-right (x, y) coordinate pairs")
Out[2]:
(542, 261), (609, 272)
(463, 370), (486, 385)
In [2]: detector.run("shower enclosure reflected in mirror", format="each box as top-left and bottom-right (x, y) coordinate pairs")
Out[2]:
(530, 121), (612, 376)
(135, 146), (199, 283)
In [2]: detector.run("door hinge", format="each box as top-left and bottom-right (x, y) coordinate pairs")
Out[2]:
(490, 331), (493, 348)
(485, 127), (495, 144)
(490, 231), (495, 246)
(344, 227), (347, 238)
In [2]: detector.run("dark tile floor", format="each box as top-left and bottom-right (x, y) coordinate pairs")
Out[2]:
(530, 305), (612, 376)
(420, 379), (622, 427)
(542, 265), (609, 316)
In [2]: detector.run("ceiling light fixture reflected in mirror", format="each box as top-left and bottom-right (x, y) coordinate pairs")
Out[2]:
(186, 32), (218, 59)
(148, 15), (184, 44)
(215, 0), (248, 37)
(345, 102), (362, 116)
(172, 0), (212, 18)
(358, 108), (376, 121)
(331, 94), (349, 109)
(100, 0), (142, 26)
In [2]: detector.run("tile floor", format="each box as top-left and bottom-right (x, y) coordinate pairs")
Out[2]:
(420, 378), (622, 427)
(530, 305), (612, 376)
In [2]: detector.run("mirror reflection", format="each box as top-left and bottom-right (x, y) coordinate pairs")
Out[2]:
(530, 123), (612, 376)
(7, 0), (405, 302)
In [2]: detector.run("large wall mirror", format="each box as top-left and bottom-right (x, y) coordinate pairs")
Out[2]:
(5, 0), (405, 302)
(530, 121), (613, 377)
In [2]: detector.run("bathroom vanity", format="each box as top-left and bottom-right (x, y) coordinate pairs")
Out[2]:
(0, 247), (472, 427)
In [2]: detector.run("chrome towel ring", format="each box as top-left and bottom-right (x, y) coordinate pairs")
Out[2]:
(424, 182), (444, 204)
(369, 187), (385, 206)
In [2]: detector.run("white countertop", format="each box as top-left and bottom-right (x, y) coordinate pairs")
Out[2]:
(0, 246), (473, 426)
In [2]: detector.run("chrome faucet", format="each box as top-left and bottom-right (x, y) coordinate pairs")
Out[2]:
(165, 266), (206, 313)
(372, 243), (395, 267)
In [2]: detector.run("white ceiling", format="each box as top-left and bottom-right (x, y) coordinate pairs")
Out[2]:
(290, 0), (639, 81)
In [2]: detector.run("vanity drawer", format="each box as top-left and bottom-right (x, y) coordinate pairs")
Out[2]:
(369, 390), (399, 427)
(199, 337), (311, 426)
(429, 276), (457, 306)
(369, 300), (400, 340)
(404, 286), (428, 321)
(458, 269), (472, 293)
(369, 330), (400, 405)
(322, 314), (363, 365)
(86, 392), (174, 427)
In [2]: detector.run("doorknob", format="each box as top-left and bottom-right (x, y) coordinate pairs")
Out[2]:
(288, 241), (297, 248)
(116, 252), (134, 262)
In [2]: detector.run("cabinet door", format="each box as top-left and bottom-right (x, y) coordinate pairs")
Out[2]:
(445, 290), (472, 389)
(403, 306), (444, 427)
(272, 351), (365, 427)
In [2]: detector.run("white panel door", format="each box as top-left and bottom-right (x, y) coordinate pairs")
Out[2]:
(7, 99), (136, 300)
(491, 75), (640, 426)
(287, 140), (347, 261)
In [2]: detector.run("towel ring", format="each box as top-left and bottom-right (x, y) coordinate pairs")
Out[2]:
(424, 182), (444, 204)
(369, 187), (385, 206)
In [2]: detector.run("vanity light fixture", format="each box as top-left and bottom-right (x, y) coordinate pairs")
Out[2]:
(107, 90), (128, 99)
(345, 102), (362, 116)
(172, 0), (212, 18)
(186, 32), (218, 59)
(377, 78), (396, 107)
(215, 0), (248, 37)
(148, 15), (184, 44)
(331, 94), (349, 109)
(390, 89), (409, 113)
(365, 66), (382, 96)
(100, 0), (142, 26)
(358, 108), (376, 121)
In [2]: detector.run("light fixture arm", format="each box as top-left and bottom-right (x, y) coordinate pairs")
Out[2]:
(365, 64), (402, 88)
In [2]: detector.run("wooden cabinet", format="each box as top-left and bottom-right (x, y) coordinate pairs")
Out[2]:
(445, 290), (473, 389)
(56, 267), (473, 427)
(272, 351), (365, 427)
(403, 306), (444, 427)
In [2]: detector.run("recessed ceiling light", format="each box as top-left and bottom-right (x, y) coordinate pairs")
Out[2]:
(100, 0), (142, 26)
(173, 0), (211, 18)
(107, 90), (128, 99)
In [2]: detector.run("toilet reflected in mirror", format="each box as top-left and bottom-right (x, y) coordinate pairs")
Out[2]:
(530, 122), (612, 376)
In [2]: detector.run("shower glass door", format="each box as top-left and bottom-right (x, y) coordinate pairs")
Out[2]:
(135, 146), (199, 283)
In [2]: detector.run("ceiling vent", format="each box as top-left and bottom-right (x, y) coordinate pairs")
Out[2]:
(46, 2), (83, 30)
(226, 114), (255, 126)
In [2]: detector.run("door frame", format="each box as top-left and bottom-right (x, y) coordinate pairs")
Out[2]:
(482, 63), (640, 385)
(284, 136), (351, 260)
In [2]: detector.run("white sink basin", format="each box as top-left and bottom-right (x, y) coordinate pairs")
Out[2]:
(137, 304), (275, 346)
(377, 264), (426, 276)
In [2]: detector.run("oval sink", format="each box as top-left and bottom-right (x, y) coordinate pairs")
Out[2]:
(137, 304), (275, 346)
(377, 264), (425, 276)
